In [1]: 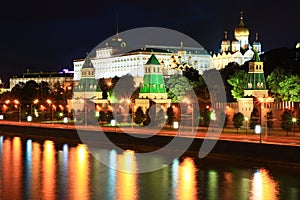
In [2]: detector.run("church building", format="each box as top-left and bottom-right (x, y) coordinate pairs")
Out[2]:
(211, 12), (262, 70)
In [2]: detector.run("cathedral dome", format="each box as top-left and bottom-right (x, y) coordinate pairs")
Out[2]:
(296, 42), (300, 49)
(234, 13), (249, 37)
(105, 33), (126, 48)
(253, 33), (261, 45)
(221, 31), (230, 45)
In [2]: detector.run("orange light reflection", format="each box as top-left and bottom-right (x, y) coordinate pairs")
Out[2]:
(116, 150), (138, 200)
(177, 157), (198, 200)
(250, 168), (279, 200)
(68, 144), (90, 200)
(42, 140), (56, 200)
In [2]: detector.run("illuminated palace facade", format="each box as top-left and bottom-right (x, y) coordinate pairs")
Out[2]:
(73, 35), (212, 85)
(211, 12), (262, 70)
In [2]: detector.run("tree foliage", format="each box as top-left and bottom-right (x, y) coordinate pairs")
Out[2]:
(278, 75), (300, 102)
(227, 70), (248, 100)
(281, 109), (294, 135)
(134, 107), (145, 125)
(266, 67), (291, 101)
(233, 112), (244, 133)
(166, 75), (193, 103)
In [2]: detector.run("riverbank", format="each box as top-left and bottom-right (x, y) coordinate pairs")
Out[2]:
(1, 121), (300, 168)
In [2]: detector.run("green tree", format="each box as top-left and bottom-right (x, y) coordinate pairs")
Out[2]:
(156, 109), (165, 127)
(227, 70), (248, 100)
(281, 109), (294, 135)
(191, 75), (210, 105)
(278, 75), (300, 102)
(266, 67), (291, 101)
(166, 75), (193, 103)
(166, 106), (175, 127)
(218, 111), (229, 128)
(134, 107), (145, 125)
(233, 112), (244, 133)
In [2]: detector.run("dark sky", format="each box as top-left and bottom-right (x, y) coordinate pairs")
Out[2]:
(0, 0), (299, 85)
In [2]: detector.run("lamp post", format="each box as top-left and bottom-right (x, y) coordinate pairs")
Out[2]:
(31, 99), (39, 116)
(292, 117), (297, 136)
(14, 99), (21, 122)
(47, 99), (54, 124)
(245, 117), (249, 134)
(183, 98), (194, 134)
(258, 97), (273, 139)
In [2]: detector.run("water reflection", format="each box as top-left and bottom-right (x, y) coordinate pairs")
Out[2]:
(42, 140), (56, 200)
(177, 157), (198, 200)
(68, 144), (90, 200)
(0, 134), (299, 200)
(250, 168), (279, 200)
(116, 150), (138, 200)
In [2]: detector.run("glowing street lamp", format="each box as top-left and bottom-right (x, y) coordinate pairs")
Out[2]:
(258, 97), (273, 139)
(292, 117), (297, 136)
(31, 99), (39, 116)
(14, 99), (21, 122)
(182, 97), (194, 134)
(245, 117), (249, 134)
(47, 99), (54, 124)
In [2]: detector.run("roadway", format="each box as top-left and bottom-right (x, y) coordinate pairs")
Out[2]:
(1, 120), (300, 146)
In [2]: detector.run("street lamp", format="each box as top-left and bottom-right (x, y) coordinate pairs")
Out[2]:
(258, 97), (273, 139)
(14, 99), (21, 122)
(292, 117), (297, 136)
(31, 99), (39, 116)
(47, 99), (54, 124)
(245, 117), (249, 134)
(182, 98), (194, 134)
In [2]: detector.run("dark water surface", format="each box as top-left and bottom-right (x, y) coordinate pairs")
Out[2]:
(0, 134), (300, 200)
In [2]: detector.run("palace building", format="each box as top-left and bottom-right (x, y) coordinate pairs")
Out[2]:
(73, 34), (212, 85)
(211, 12), (263, 70)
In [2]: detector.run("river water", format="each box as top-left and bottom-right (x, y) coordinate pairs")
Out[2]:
(0, 134), (299, 200)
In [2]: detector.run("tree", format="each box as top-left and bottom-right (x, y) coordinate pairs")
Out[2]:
(227, 70), (248, 100)
(281, 109), (294, 136)
(233, 112), (244, 133)
(156, 109), (165, 127)
(266, 67), (291, 101)
(219, 62), (243, 101)
(134, 107), (145, 125)
(166, 74), (193, 103)
(278, 75), (300, 102)
(218, 111), (229, 128)
(166, 106), (175, 128)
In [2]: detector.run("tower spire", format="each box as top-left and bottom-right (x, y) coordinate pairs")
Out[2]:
(255, 32), (259, 41)
(116, 14), (119, 37)
(239, 11), (245, 26)
(224, 30), (228, 39)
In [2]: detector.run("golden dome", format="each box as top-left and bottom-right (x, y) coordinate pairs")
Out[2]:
(234, 12), (249, 37)
(296, 42), (300, 49)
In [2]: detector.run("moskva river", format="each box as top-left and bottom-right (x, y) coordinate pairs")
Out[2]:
(0, 134), (299, 200)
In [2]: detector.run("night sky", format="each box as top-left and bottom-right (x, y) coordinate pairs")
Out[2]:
(0, 0), (299, 85)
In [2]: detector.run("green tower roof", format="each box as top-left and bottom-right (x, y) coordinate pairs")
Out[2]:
(82, 56), (94, 69)
(252, 49), (261, 62)
(146, 54), (161, 65)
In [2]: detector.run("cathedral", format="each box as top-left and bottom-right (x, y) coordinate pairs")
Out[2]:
(211, 12), (262, 70)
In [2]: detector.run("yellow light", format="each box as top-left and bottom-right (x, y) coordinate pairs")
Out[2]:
(5, 100), (10, 104)
(46, 99), (52, 104)
(33, 99), (39, 104)
(14, 99), (20, 104)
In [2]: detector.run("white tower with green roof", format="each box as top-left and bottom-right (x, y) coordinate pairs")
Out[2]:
(74, 56), (102, 100)
(136, 54), (171, 113)
(244, 50), (268, 98)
